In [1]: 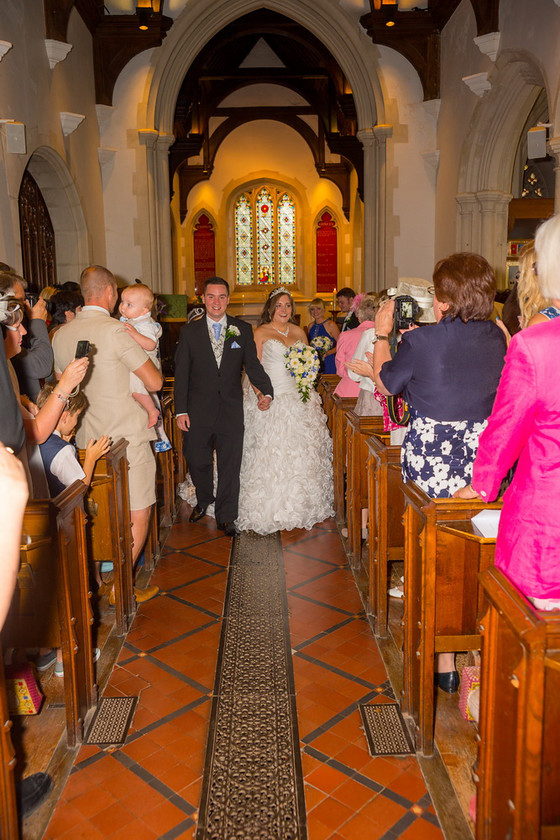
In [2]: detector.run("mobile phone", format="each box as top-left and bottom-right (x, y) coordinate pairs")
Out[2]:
(75, 340), (90, 358)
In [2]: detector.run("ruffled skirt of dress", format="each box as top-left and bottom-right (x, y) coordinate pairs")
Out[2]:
(236, 389), (335, 535)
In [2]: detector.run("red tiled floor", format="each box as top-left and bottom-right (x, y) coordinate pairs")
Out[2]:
(46, 506), (442, 839)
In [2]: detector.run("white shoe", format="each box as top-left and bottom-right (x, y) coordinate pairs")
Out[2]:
(388, 586), (404, 599)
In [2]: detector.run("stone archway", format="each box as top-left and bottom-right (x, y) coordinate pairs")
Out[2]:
(456, 53), (548, 284)
(24, 147), (89, 286)
(140, 0), (387, 293)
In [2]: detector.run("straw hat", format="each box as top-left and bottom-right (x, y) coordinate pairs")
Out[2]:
(394, 277), (436, 323)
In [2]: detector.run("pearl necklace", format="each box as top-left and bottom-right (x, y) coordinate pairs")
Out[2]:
(273, 324), (290, 337)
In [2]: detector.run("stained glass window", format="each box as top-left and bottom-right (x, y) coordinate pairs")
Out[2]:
(235, 194), (253, 287)
(234, 186), (296, 286)
(277, 193), (296, 286)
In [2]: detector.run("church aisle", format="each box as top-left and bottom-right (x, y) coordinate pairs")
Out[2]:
(44, 503), (442, 840)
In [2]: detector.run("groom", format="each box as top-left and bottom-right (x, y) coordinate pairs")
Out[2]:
(174, 277), (273, 536)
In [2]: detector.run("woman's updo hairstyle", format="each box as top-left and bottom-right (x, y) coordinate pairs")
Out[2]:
(258, 286), (296, 326)
(356, 293), (382, 323)
(432, 252), (496, 322)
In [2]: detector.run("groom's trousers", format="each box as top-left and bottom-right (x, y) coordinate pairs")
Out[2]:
(184, 422), (243, 524)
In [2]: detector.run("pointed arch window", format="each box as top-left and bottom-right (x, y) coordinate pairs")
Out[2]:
(234, 186), (296, 286)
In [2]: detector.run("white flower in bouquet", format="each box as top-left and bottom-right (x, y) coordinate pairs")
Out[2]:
(310, 334), (334, 356)
(284, 343), (320, 403)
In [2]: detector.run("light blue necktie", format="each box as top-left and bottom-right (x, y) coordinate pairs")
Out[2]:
(212, 323), (221, 341)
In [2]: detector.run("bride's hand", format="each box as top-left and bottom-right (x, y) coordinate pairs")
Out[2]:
(257, 394), (272, 411)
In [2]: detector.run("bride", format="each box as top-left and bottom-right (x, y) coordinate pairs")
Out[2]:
(236, 287), (334, 535)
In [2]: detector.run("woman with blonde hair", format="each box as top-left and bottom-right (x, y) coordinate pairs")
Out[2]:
(516, 241), (552, 328)
(307, 297), (339, 374)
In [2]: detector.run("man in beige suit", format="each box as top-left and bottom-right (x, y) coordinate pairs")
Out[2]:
(52, 266), (162, 601)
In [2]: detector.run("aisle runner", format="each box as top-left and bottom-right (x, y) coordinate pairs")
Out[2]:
(196, 532), (307, 840)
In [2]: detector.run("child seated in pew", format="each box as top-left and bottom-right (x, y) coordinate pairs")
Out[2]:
(118, 283), (171, 453)
(34, 384), (111, 676)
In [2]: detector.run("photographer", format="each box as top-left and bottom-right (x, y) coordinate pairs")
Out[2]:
(371, 253), (507, 691)
(0, 270), (53, 401)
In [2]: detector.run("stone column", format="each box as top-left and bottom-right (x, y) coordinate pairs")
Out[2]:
(138, 129), (175, 294)
(455, 193), (481, 252)
(357, 127), (378, 290)
(476, 190), (512, 287)
(547, 136), (560, 212)
(373, 125), (393, 292)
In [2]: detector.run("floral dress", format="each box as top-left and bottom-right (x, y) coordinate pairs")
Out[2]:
(402, 414), (487, 498)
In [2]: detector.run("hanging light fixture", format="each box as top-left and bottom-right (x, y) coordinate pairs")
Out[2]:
(136, 0), (162, 31)
(372, 0), (398, 27)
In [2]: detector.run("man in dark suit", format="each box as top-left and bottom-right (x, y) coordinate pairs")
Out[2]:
(174, 277), (273, 536)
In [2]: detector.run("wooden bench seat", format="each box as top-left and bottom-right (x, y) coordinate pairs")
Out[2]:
(317, 373), (340, 433)
(157, 393), (176, 529)
(3, 482), (96, 748)
(332, 394), (357, 525)
(366, 435), (404, 636)
(401, 480), (502, 756)
(0, 648), (18, 839)
(477, 567), (560, 840)
(78, 439), (135, 636)
(345, 411), (388, 568)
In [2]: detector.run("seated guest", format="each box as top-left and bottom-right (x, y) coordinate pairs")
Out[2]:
(35, 384), (110, 676)
(308, 298), (339, 374)
(334, 293), (377, 398)
(336, 287), (359, 331)
(372, 253), (506, 692)
(455, 215), (560, 611)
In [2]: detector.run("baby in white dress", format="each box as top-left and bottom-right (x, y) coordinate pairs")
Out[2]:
(119, 284), (171, 452)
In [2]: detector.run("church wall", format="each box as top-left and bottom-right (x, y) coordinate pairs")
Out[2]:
(375, 45), (437, 287)
(0, 2), (105, 278)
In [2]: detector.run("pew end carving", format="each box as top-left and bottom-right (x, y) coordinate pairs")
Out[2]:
(332, 395), (357, 525)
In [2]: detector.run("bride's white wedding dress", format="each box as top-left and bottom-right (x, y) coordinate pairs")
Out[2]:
(236, 339), (334, 534)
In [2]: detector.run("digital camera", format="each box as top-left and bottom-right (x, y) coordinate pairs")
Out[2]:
(393, 295), (420, 330)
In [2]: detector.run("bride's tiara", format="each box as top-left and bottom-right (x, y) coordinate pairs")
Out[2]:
(269, 286), (291, 299)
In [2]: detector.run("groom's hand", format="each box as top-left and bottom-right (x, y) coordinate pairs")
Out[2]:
(176, 413), (190, 431)
(257, 395), (272, 411)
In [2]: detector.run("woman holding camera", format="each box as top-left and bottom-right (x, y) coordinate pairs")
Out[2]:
(371, 253), (506, 498)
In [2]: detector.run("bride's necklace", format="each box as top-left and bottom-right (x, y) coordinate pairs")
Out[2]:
(272, 324), (290, 337)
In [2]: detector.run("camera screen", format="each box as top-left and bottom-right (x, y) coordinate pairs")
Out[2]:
(400, 301), (413, 318)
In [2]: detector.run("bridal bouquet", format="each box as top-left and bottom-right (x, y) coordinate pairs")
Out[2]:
(284, 344), (320, 403)
(310, 335), (334, 356)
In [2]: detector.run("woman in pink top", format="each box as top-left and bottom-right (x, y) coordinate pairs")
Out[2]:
(334, 294), (377, 397)
(455, 213), (560, 608)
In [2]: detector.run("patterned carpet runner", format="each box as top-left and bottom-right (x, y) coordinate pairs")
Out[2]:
(196, 531), (307, 840)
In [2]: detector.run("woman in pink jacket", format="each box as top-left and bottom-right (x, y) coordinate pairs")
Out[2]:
(455, 213), (560, 608)
(334, 294), (377, 398)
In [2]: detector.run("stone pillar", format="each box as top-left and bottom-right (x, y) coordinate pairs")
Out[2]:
(373, 124), (392, 292)
(357, 127), (377, 290)
(455, 193), (481, 252)
(476, 190), (512, 287)
(547, 136), (560, 212)
(138, 129), (175, 294)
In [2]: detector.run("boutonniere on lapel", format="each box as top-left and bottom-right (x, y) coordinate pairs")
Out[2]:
(225, 325), (240, 342)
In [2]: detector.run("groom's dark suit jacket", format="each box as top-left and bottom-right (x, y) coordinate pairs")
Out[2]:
(173, 314), (272, 434)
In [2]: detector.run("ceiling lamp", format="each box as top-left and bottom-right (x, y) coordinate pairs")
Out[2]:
(136, 0), (162, 31)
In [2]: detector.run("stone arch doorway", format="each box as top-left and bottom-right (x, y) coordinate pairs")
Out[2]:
(141, 0), (386, 294)
(456, 54), (551, 286)
(21, 147), (88, 288)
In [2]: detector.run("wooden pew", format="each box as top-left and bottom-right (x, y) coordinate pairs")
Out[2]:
(476, 567), (560, 840)
(3, 482), (96, 748)
(332, 394), (356, 525)
(143, 502), (160, 574)
(345, 411), (388, 568)
(78, 439), (135, 636)
(317, 373), (340, 433)
(366, 435), (404, 636)
(0, 646), (18, 840)
(164, 378), (187, 487)
(332, 394), (357, 525)
(157, 393), (176, 528)
(401, 480), (502, 756)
